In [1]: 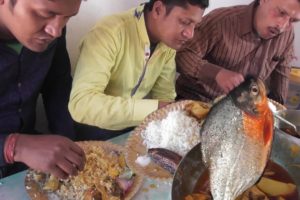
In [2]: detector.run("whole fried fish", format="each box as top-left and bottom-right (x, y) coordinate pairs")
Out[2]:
(200, 77), (274, 200)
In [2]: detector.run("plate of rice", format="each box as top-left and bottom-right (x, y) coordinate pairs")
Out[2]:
(125, 100), (211, 180)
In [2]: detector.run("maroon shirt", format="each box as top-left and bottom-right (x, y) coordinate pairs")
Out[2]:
(176, 2), (295, 104)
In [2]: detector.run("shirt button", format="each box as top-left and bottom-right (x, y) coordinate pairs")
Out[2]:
(18, 108), (22, 113)
(18, 82), (22, 88)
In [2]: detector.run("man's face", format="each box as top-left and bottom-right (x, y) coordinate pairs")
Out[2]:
(254, 0), (300, 39)
(0, 0), (81, 52)
(154, 3), (204, 50)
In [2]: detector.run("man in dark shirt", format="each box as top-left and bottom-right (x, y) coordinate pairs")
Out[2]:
(0, 0), (85, 179)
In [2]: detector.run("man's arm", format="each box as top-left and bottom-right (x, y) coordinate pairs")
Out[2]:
(1, 133), (85, 180)
(69, 26), (158, 131)
(41, 28), (75, 139)
(176, 9), (244, 93)
(176, 10), (223, 81)
(268, 31), (295, 104)
(1, 133), (85, 178)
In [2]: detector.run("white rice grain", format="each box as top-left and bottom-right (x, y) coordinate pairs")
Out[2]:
(141, 110), (200, 156)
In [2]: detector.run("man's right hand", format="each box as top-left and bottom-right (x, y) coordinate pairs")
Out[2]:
(215, 69), (244, 94)
(14, 135), (85, 179)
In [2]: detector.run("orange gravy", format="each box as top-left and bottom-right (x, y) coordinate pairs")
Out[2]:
(193, 161), (299, 200)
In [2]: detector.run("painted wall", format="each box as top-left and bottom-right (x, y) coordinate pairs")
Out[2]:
(66, 0), (144, 70)
(66, 0), (300, 70)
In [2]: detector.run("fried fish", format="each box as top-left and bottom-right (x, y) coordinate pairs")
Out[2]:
(200, 77), (274, 200)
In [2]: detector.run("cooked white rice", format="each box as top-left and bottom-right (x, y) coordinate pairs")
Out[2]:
(141, 110), (201, 156)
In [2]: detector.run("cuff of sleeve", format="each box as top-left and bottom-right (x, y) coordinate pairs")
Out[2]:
(132, 99), (159, 122)
(0, 135), (8, 167)
(197, 63), (223, 80)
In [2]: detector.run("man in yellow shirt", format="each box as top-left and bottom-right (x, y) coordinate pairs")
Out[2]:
(69, 0), (208, 140)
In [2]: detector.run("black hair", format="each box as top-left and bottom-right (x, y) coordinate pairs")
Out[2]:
(145, 0), (209, 14)
(255, 0), (300, 6)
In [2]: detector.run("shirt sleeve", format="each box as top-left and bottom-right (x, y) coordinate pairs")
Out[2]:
(0, 134), (8, 167)
(150, 50), (176, 100)
(268, 30), (295, 104)
(176, 10), (223, 81)
(41, 28), (75, 139)
(69, 26), (158, 131)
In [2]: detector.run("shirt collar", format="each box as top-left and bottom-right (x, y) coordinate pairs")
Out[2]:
(134, 4), (169, 52)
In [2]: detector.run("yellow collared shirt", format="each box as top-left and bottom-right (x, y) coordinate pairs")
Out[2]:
(69, 5), (176, 130)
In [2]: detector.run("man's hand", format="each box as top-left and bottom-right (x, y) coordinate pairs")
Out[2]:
(14, 135), (86, 179)
(215, 69), (244, 94)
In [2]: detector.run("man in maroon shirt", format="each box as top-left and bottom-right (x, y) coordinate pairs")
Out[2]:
(176, 0), (300, 104)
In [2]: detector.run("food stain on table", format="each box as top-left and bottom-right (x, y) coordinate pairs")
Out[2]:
(290, 144), (300, 157)
(142, 184), (158, 193)
(149, 184), (157, 189)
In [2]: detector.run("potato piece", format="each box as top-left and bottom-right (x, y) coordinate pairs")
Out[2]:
(250, 186), (269, 198)
(108, 166), (120, 178)
(185, 101), (211, 121)
(257, 177), (296, 196)
(118, 154), (126, 168)
(238, 186), (269, 200)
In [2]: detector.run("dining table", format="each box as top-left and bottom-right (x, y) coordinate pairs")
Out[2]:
(0, 132), (172, 200)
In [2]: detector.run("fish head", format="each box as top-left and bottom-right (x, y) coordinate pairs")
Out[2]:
(230, 76), (273, 145)
(230, 76), (268, 117)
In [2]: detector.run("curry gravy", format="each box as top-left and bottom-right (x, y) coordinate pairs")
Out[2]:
(191, 161), (299, 200)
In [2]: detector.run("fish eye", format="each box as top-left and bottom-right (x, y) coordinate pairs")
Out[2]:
(250, 84), (259, 96)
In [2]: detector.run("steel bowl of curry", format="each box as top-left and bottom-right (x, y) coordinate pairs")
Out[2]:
(172, 129), (300, 200)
